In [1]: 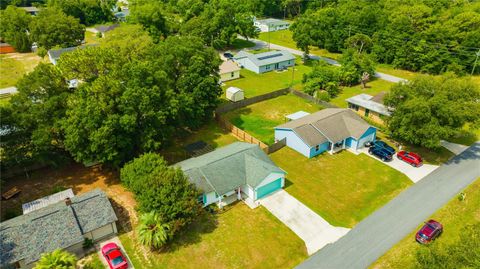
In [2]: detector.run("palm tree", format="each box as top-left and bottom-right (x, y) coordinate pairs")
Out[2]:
(34, 249), (77, 269)
(137, 211), (171, 249)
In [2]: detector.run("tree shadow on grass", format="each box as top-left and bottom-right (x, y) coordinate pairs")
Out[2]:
(158, 211), (218, 254)
(110, 198), (133, 234)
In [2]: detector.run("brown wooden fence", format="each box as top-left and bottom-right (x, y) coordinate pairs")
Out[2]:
(215, 88), (290, 115)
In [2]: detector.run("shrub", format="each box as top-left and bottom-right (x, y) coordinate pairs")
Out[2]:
(34, 249), (77, 269)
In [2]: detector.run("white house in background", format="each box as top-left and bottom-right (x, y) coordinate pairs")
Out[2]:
(219, 60), (241, 82)
(233, 50), (295, 74)
(226, 87), (244, 102)
(176, 142), (286, 209)
(345, 92), (391, 124)
(0, 87), (18, 98)
(254, 18), (290, 32)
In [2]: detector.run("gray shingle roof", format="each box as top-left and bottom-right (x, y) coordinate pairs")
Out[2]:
(0, 189), (117, 266)
(47, 45), (97, 61)
(176, 142), (285, 195)
(22, 188), (75, 214)
(345, 93), (391, 116)
(276, 108), (372, 144)
(234, 50), (295, 67)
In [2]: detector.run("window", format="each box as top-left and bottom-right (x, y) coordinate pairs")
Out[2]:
(365, 109), (370, 117)
(231, 72), (234, 77)
(215, 192), (219, 198)
(197, 195), (204, 204)
(315, 145), (320, 151)
(348, 103), (359, 111)
(265, 65), (271, 70)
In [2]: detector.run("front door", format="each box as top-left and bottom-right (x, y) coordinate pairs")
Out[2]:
(365, 109), (370, 117)
(275, 63), (279, 69)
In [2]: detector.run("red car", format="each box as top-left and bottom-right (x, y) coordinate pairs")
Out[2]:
(101, 242), (128, 269)
(416, 219), (443, 244)
(397, 151), (422, 167)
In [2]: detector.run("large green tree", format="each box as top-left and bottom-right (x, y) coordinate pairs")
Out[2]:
(128, 1), (168, 42)
(121, 153), (201, 235)
(48, 0), (115, 26)
(34, 249), (77, 269)
(60, 35), (221, 166)
(1, 63), (71, 168)
(29, 8), (85, 50)
(0, 5), (32, 52)
(384, 74), (480, 148)
(339, 49), (376, 86)
(302, 61), (341, 99)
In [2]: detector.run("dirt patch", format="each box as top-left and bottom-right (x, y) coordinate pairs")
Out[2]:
(0, 163), (137, 228)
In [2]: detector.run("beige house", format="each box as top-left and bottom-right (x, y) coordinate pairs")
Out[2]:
(219, 60), (241, 83)
(346, 92), (391, 124)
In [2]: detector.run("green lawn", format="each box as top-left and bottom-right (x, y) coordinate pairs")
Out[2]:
(222, 57), (312, 98)
(84, 31), (102, 44)
(376, 64), (419, 80)
(330, 78), (395, 108)
(0, 53), (42, 88)
(258, 30), (342, 60)
(270, 147), (412, 228)
(160, 120), (238, 164)
(229, 38), (256, 50)
(223, 94), (323, 144)
(448, 123), (480, 146)
(371, 178), (480, 269)
(120, 203), (308, 269)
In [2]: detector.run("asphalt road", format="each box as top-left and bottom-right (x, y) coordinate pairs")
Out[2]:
(248, 38), (408, 83)
(297, 142), (480, 269)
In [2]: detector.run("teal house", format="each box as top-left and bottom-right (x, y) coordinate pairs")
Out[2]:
(176, 142), (286, 208)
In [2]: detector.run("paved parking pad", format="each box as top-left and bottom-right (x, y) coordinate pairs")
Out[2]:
(259, 190), (350, 255)
(357, 148), (439, 183)
(96, 236), (135, 269)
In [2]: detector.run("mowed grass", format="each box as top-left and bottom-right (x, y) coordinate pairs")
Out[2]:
(119, 203), (308, 269)
(330, 78), (395, 108)
(223, 94), (323, 144)
(258, 30), (342, 60)
(376, 64), (419, 80)
(0, 53), (42, 88)
(160, 120), (238, 164)
(270, 147), (412, 228)
(222, 56), (312, 98)
(371, 178), (480, 269)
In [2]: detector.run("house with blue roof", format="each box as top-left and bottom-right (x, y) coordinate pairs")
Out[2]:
(176, 142), (286, 208)
(275, 108), (376, 158)
(233, 50), (295, 74)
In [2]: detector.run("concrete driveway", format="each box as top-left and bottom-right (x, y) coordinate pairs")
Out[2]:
(259, 190), (350, 255)
(357, 148), (438, 183)
(96, 236), (134, 269)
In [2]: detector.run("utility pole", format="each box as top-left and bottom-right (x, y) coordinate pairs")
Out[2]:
(291, 62), (295, 87)
(471, 49), (480, 75)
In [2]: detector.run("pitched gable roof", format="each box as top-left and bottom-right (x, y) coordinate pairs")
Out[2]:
(176, 142), (284, 195)
(0, 189), (117, 266)
(276, 108), (372, 145)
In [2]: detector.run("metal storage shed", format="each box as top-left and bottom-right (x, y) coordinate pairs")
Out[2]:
(226, 87), (244, 102)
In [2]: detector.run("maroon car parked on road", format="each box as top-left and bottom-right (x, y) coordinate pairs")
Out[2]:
(102, 242), (128, 269)
(416, 219), (443, 244)
(397, 151), (423, 167)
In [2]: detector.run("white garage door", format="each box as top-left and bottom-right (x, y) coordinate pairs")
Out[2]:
(91, 224), (114, 241)
(357, 133), (375, 149)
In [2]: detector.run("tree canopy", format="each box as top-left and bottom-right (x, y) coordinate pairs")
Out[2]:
(29, 8), (85, 50)
(0, 6), (32, 52)
(291, 0), (480, 74)
(47, 0), (115, 26)
(121, 153), (201, 237)
(384, 74), (480, 148)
